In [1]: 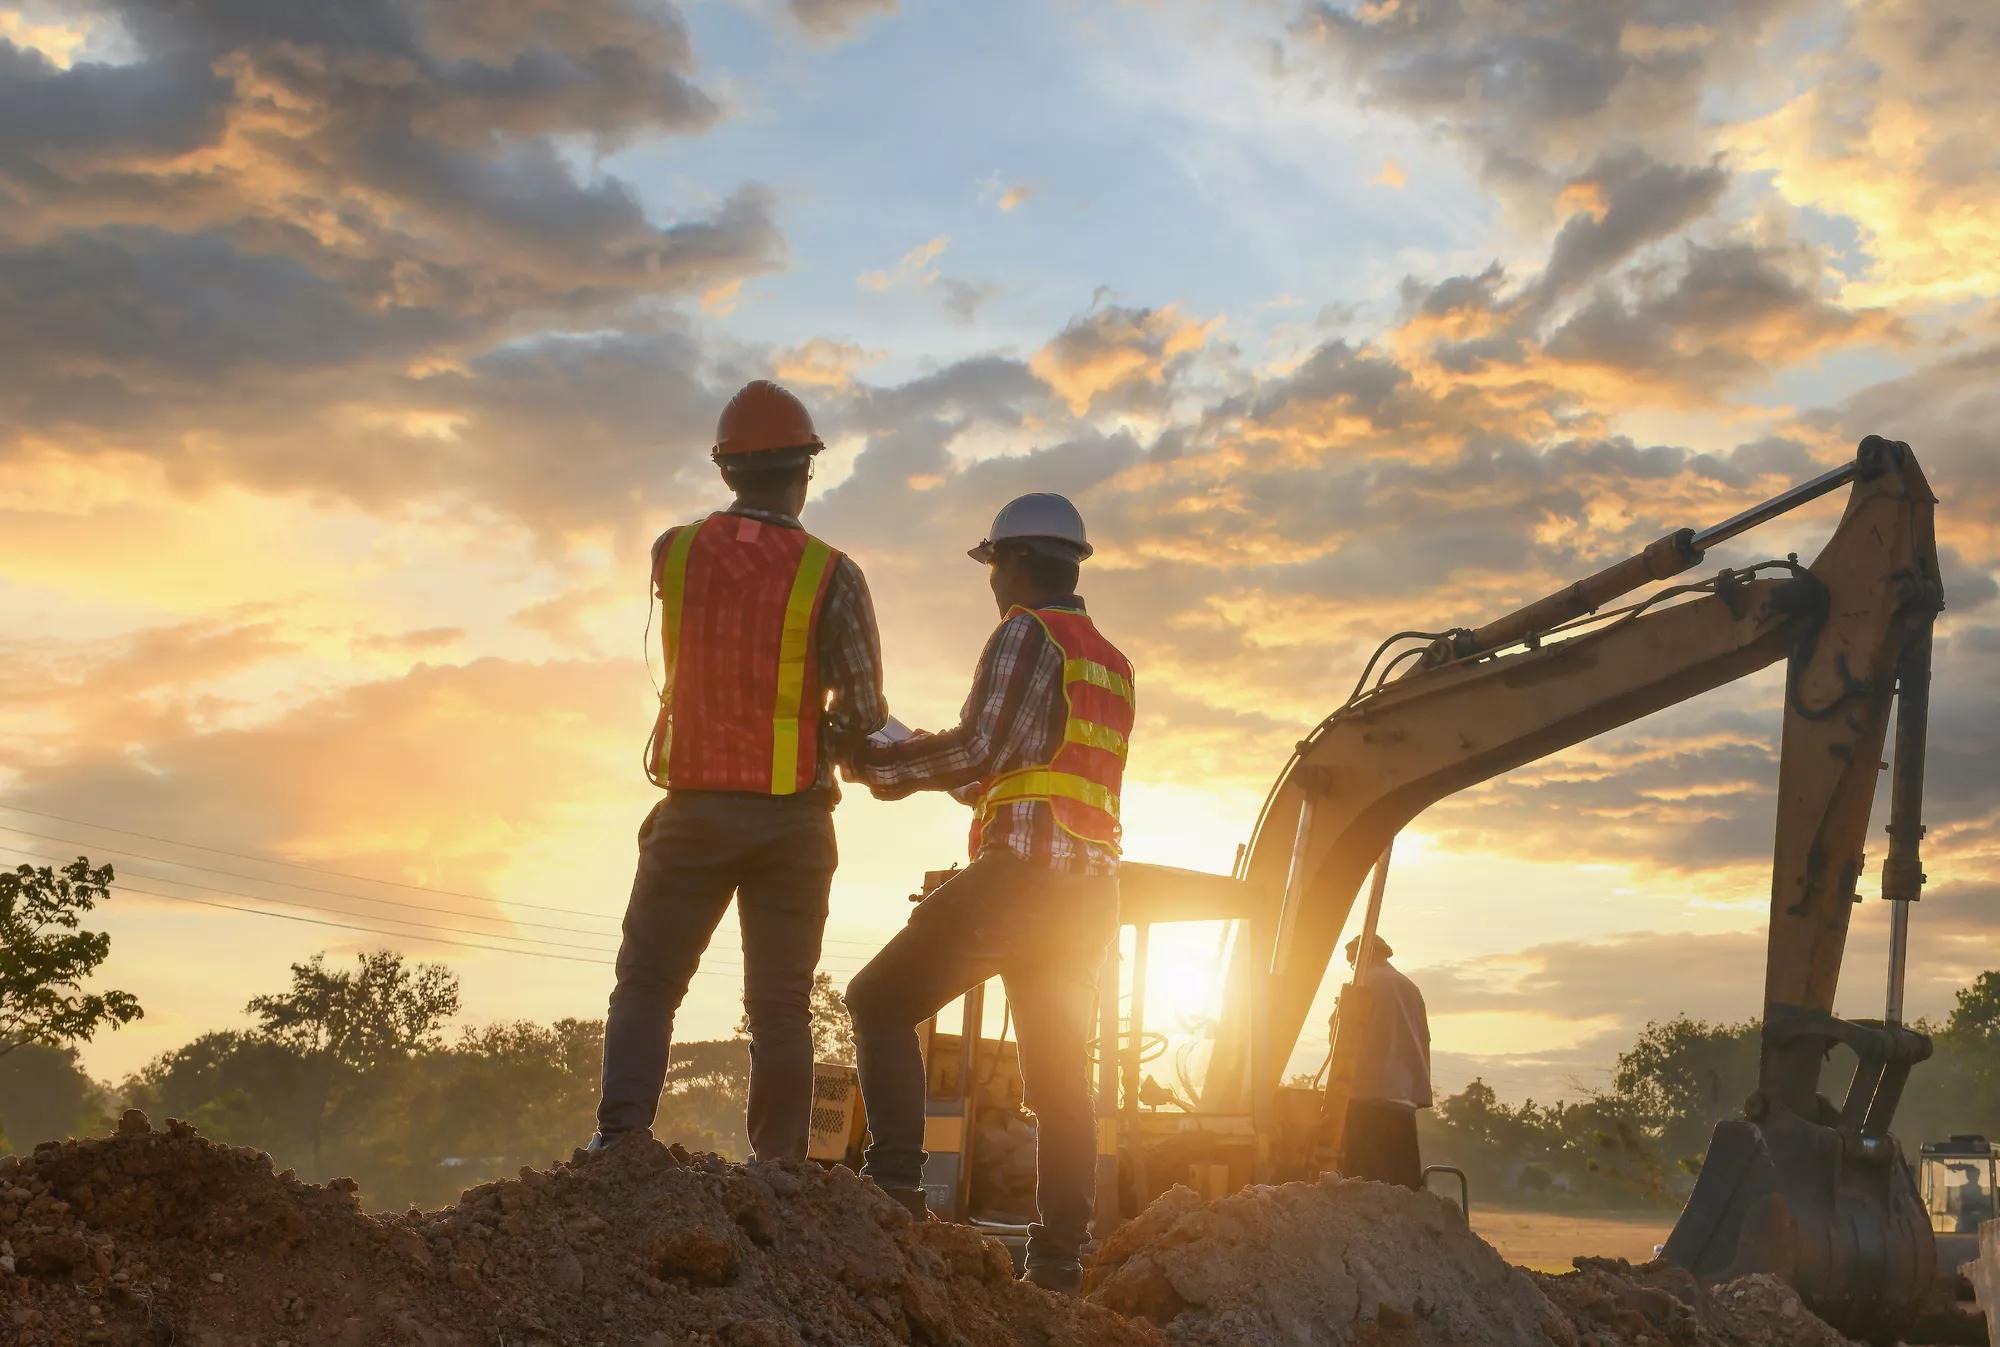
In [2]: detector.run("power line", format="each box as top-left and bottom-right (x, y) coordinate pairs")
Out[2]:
(0, 804), (890, 953)
(0, 842), (868, 977)
(0, 804), (591, 912)
(0, 841), (620, 957)
(0, 824), (625, 938)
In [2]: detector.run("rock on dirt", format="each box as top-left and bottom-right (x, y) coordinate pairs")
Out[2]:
(1534, 1258), (1858, 1347)
(0, 1114), (1861, 1347)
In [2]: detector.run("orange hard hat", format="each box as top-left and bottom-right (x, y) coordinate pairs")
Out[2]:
(711, 379), (824, 466)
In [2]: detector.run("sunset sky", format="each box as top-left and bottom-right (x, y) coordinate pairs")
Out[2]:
(3, 0), (1995, 1104)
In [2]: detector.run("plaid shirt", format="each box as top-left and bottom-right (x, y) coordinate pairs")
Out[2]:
(652, 506), (887, 798)
(853, 598), (1120, 875)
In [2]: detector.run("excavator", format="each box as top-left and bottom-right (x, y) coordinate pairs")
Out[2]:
(811, 434), (1953, 1342)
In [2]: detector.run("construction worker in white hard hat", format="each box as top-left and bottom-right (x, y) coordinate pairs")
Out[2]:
(593, 380), (888, 1161)
(845, 491), (1133, 1295)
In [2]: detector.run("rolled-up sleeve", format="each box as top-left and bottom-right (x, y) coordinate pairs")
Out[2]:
(852, 613), (1058, 798)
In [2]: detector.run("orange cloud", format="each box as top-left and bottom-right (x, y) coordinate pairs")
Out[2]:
(1029, 303), (1219, 415)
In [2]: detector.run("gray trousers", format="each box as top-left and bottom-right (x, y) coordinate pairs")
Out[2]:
(597, 792), (835, 1160)
(844, 851), (1116, 1262)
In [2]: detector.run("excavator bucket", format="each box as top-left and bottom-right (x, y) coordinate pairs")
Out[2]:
(1664, 1013), (1936, 1343)
(1665, 1113), (1933, 1342)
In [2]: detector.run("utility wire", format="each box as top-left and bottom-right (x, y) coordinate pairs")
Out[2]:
(0, 844), (865, 984)
(0, 805), (888, 953)
(0, 841), (621, 957)
(0, 841), (870, 976)
(0, 824), (621, 938)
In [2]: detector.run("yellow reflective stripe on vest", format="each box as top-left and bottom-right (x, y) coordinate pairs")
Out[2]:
(1064, 718), (1128, 760)
(1065, 657), (1133, 704)
(659, 520), (705, 676)
(981, 769), (1120, 819)
(652, 518), (707, 775)
(769, 537), (833, 792)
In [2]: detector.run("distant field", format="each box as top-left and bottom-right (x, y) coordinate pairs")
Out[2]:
(1470, 1206), (1676, 1273)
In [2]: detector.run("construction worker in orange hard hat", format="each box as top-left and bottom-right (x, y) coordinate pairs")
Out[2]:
(592, 379), (888, 1160)
(844, 491), (1132, 1294)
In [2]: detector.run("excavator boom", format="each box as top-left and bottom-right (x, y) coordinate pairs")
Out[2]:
(1192, 436), (1941, 1339)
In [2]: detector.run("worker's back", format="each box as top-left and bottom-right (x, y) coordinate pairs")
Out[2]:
(1351, 959), (1432, 1109)
(649, 511), (840, 795)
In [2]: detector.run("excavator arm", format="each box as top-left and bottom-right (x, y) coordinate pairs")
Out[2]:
(1192, 436), (1940, 1339)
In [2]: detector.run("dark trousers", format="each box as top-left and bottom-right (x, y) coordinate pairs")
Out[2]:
(1344, 1099), (1423, 1189)
(844, 851), (1116, 1263)
(597, 793), (835, 1160)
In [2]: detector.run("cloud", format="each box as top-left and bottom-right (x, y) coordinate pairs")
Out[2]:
(936, 277), (1001, 324)
(354, 627), (466, 656)
(1726, 0), (2000, 308)
(787, 0), (897, 42)
(1294, 0), (1811, 193)
(0, 624), (637, 894)
(0, 0), (782, 518)
(773, 338), (883, 389)
(1372, 157), (1406, 189)
(996, 183), (1034, 212)
(1029, 302), (1220, 415)
(855, 234), (999, 324)
(857, 235), (950, 293)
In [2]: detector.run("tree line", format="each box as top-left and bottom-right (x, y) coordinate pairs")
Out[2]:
(0, 859), (851, 1208)
(4, 857), (1997, 1212)
(1417, 973), (2000, 1208)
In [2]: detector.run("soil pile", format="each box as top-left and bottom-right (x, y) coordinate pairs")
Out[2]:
(1082, 1179), (1859, 1347)
(2, 1111), (1156, 1347)
(1534, 1258), (1857, 1347)
(1, 1115), (1864, 1347)
(1086, 1177), (1567, 1346)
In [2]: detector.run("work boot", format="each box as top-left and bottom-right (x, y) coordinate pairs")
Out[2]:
(1020, 1257), (1084, 1295)
(585, 1130), (634, 1154)
(877, 1185), (929, 1221)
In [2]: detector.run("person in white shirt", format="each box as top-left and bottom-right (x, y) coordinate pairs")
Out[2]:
(1339, 934), (1433, 1188)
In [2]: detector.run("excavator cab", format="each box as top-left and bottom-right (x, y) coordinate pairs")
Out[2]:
(1921, 1136), (1998, 1236)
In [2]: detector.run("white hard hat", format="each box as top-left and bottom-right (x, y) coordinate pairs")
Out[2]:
(968, 492), (1093, 564)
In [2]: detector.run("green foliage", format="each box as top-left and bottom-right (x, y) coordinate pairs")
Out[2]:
(238, 950), (461, 1173)
(0, 1042), (110, 1153)
(89, 946), (793, 1206)
(246, 951), (461, 1070)
(0, 859), (142, 1057)
(1611, 1016), (1760, 1171)
(1420, 1077), (1669, 1208)
(1948, 973), (2000, 1045)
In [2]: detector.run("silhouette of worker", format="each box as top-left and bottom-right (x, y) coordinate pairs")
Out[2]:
(1955, 1165), (1992, 1233)
(1339, 934), (1433, 1189)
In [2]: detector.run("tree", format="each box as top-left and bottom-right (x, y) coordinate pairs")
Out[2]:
(0, 859), (141, 1057)
(1947, 973), (2000, 1044)
(734, 970), (855, 1064)
(247, 950), (461, 1070)
(0, 1043), (109, 1152)
(244, 950), (460, 1172)
(1611, 1016), (1759, 1165)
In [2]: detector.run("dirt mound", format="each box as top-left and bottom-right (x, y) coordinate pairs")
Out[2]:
(0, 1116), (1864, 1347)
(1083, 1180), (1861, 1347)
(1535, 1258), (1857, 1347)
(2, 1111), (1158, 1347)
(1087, 1177), (1566, 1345)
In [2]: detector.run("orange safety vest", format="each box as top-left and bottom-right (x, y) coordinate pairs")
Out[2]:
(968, 606), (1135, 859)
(646, 512), (839, 794)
